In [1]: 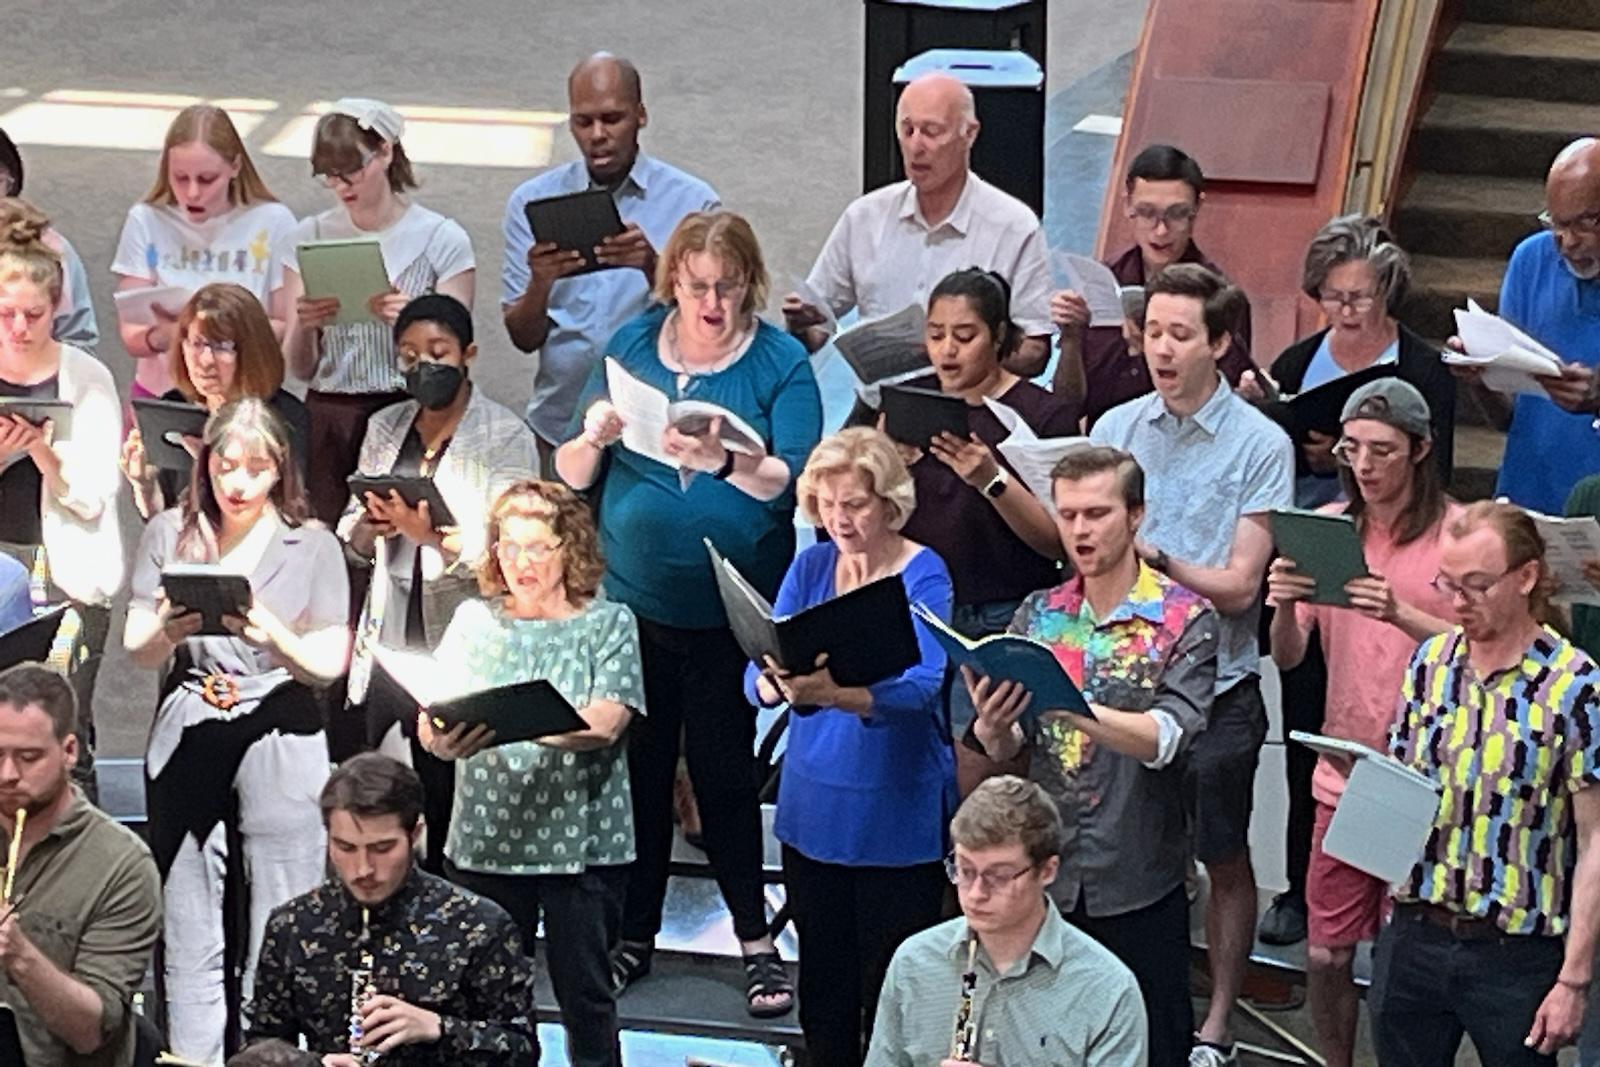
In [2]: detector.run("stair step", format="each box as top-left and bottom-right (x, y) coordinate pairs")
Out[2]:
(1413, 94), (1600, 178)
(1437, 23), (1600, 104)
(1461, 0), (1600, 31)
(1396, 253), (1505, 340)
(1392, 172), (1543, 259)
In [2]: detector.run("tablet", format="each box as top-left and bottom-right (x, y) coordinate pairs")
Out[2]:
(132, 398), (208, 471)
(296, 238), (391, 326)
(348, 475), (458, 528)
(0, 398), (73, 439)
(523, 189), (626, 276)
(160, 564), (253, 637)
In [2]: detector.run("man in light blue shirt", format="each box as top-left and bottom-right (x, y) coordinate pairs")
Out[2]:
(502, 53), (719, 463)
(1091, 263), (1293, 1067)
(1477, 138), (1600, 515)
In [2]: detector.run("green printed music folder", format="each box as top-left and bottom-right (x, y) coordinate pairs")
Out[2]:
(1269, 508), (1368, 607)
(296, 238), (391, 325)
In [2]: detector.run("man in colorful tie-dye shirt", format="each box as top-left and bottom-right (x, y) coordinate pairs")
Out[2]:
(1372, 501), (1600, 1066)
(961, 445), (1216, 1067)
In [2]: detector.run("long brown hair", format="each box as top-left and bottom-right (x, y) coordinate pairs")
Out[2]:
(1448, 500), (1562, 631)
(1338, 432), (1448, 546)
(144, 105), (277, 207)
(176, 398), (308, 561)
(170, 283), (285, 402)
(475, 480), (604, 602)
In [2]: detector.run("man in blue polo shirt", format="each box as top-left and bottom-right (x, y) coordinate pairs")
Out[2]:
(1481, 138), (1600, 514)
(502, 52), (719, 468)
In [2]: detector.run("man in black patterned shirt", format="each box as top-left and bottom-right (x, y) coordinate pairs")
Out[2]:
(246, 754), (538, 1065)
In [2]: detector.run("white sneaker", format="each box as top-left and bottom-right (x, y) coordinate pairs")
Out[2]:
(1189, 1040), (1238, 1066)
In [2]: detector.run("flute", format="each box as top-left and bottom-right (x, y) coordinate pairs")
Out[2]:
(949, 935), (979, 1061)
(3, 808), (25, 903)
(348, 907), (381, 1065)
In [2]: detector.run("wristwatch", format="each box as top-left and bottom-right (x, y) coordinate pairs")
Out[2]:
(712, 449), (737, 480)
(982, 468), (1009, 499)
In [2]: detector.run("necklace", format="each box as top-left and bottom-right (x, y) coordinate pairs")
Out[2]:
(664, 312), (748, 377)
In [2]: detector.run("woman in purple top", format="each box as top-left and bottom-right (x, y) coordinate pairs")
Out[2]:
(745, 427), (953, 1067)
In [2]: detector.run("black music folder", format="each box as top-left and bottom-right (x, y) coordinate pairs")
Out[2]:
(374, 647), (587, 746)
(523, 189), (627, 275)
(879, 385), (971, 449)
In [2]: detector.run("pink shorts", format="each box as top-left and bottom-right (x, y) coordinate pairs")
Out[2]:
(1307, 800), (1389, 948)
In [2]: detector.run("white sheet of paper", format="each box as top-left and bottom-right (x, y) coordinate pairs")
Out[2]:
(982, 398), (1088, 504)
(1291, 730), (1441, 884)
(833, 304), (929, 389)
(1447, 299), (1563, 395)
(112, 284), (194, 326)
(1051, 251), (1124, 328)
(605, 358), (679, 469)
(1530, 512), (1600, 607)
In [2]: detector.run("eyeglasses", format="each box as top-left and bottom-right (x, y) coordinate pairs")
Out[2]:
(676, 277), (747, 302)
(1430, 566), (1518, 603)
(1318, 289), (1378, 313)
(182, 337), (239, 359)
(944, 854), (1037, 893)
(313, 149), (378, 189)
(1537, 209), (1600, 237)
(1331, 437), (1402, 467)
(495, 540), (563, 562)
(1128, 203), (1197, 228)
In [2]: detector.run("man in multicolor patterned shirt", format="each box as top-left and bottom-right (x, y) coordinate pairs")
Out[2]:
(961, 445), (1217, 1067)
(246, 754), (538, 1065)
(1373, 501), (1600, 1066)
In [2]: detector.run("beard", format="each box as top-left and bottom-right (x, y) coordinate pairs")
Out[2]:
(1562, 253), (1600, 281)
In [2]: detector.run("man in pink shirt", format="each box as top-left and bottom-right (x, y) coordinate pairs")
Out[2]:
(1265, 378), (1456, 1067)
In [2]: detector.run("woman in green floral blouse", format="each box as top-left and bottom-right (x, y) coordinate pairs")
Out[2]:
(417, 479), (644, 1067)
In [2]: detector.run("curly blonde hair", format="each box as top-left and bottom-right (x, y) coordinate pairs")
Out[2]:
(476, 480), (605, 601)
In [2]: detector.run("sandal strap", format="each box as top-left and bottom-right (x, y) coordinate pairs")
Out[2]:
(743, 951), (792, 994)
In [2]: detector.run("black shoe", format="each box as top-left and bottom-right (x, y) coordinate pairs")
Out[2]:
(1257, 891), (1307, 945)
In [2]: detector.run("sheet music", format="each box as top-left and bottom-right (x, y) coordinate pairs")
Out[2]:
(605, 358), (678, 468)
(788, 274), (839, 334)
(1446, 299), (1564, 395)
(832, 304), (929, 387)
(1051, 250), (1125, 328)
(1530, 512), (1600, 607)
(983, 397), (1089, 504)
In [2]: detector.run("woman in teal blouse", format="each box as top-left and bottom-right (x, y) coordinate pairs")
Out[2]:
(419, 479), (644, 1067)
(556, 210), (821, 1017)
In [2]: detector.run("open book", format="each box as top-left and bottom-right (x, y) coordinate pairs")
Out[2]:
(373, 645), (586, 746)
(706, 540), (921, 689)
(1268, 509), (1368, 607)
(1527, 510), (1600, 607)
(1290, 731), (1441, 883)
(912, 603), (1091, 726)
(982, 397), (1088, 505)
(1446, 299), (1563, 395)
(605, 358), (766, 473)
(1050, 251), (1125, 328)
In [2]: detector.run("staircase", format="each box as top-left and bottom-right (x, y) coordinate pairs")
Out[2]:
(1389, 0), (1600, 493)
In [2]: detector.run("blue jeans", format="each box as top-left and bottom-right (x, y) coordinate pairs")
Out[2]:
(1370, 905), (1563, 1067)
(945, 599), (1023, 741)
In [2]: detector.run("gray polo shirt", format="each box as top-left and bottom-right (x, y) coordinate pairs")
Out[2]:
(1, 786), (162, 1067)
(865, 907), (1147, 1067)
(1091, 375), (1294, 690)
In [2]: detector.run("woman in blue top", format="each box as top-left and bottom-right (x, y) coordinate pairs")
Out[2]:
(745, 427), (954, 1067)
(555, 210), (822, 1017)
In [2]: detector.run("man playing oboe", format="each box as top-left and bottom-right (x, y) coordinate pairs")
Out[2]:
(864, 776), (1147, 1066)
(246, 754), (538, 1065)
(0, 663), (161, 1067)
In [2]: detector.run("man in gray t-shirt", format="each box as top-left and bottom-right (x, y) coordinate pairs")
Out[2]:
(1091, 264), (1293, 1067)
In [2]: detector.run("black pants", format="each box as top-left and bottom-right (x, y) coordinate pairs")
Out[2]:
(1067, 886), (1193, 1067)
(621, 618), (768, 944)
(1279, 639), (1326, 898)
(1370, 906), (1563, 1067)
(446, 861), (623, 1067)
(782, 846), (946, 1067)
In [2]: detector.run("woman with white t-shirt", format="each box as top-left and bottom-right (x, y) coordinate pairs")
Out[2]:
(275, 98), (476, 522)
(111, 105), (296, 410)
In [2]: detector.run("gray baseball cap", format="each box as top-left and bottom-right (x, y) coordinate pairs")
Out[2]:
(1340, 377), (1432, 439)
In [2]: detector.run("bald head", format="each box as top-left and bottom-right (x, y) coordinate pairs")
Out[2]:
(566, 52), (647, 185)
(569, 52), (642, 107)
(896, 72), (976, 127)
(1545, 138), (1600, 279)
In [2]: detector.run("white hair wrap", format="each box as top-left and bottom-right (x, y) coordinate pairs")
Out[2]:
(327, 97), (405, 142)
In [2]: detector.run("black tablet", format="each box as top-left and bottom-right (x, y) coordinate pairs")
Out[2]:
(0, 398), (73, 439)
(347, 475), (457, 528)
(524, 189), (626, 276)
(132, 398), (208, 471)
(160, 564), (253, 637)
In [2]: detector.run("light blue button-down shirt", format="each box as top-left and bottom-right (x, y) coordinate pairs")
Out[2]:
(1091, 376), (1294, 689)
(501, 153), (718, 443)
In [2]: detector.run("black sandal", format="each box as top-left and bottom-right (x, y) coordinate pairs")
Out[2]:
(742, 950), (794, 1017)
(609, 940), (653, 995)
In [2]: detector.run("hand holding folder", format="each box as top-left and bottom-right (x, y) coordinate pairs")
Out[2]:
(911, 603), (1092, 727)
(374, 646), (586, 748)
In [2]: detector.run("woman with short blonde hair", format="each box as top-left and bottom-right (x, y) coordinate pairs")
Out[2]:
(745, 427), (955, 1062)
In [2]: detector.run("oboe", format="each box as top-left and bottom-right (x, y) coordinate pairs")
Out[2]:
(949, 935), (979, 1061)
(348, 907), (381, 1065)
